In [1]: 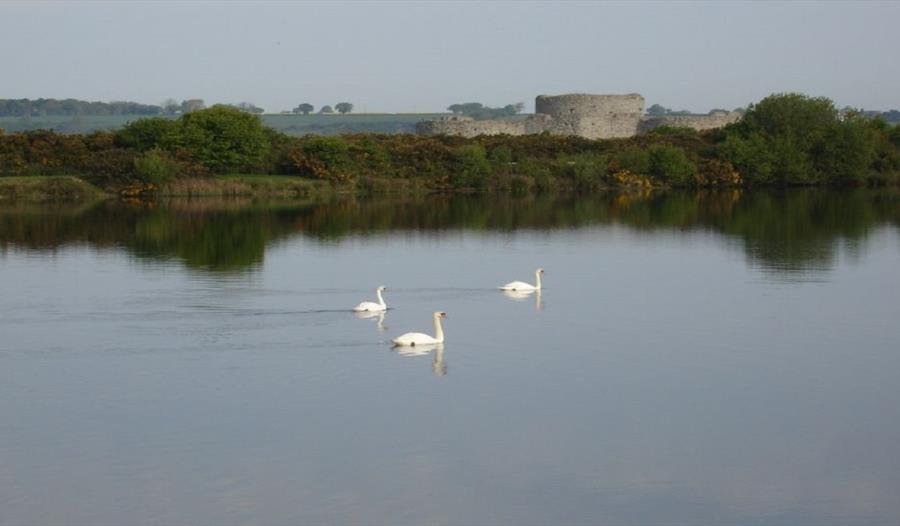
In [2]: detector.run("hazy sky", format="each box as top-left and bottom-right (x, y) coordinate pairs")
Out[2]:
(2, 0), (898, 113)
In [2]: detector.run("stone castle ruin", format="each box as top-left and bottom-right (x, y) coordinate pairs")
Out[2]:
(416, 93), (741, 139)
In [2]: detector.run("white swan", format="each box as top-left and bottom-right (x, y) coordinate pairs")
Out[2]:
(392, 311), (446, 347)
(353, 286), (387, 312)
(500, 268), (544, 291)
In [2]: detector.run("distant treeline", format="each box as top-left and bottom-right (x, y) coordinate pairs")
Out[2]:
(855, 109), (900, 123)
(0, 98), (165, 117)
(1, 94), (899, 191)
(1, 98), (226, 117)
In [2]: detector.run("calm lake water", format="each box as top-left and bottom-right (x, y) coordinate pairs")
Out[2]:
(2, 190), (899, 525)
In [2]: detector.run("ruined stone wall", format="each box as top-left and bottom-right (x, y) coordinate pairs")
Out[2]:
(415, 115), (527, 137)
(638, 111), (741, 133)
(416, 94), (739, 139)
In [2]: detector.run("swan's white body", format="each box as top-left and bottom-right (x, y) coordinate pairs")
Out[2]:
(353, 286), (387, 312)
(392, 311), (446, 347)
(500, 268), (544, 291)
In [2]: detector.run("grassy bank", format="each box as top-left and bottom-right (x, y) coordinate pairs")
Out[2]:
(0, 174), (441, 202)
(0, 176), (107, 202)
(0, 175), (337, 202)
(162, 175), (437, 198)
(162, 175), (331, 198)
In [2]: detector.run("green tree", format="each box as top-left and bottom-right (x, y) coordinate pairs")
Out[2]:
(448, 103), (482, 114)
(739, 93), (837, 142)
(114, 117), (176, 151)
(721, 93), (851, 184)
(166, 105), (269, 172)
(647, 104), (669, 116)
(720, 132), (777, 184)
(446, 102), (523, 120)
(293, 103), (314, 115)
(335, 102), (354, 114)
(814, 116), (877, 185)
(319, 105), (334, 114)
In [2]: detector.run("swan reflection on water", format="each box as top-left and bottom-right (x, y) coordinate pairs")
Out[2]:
(501, 288), (543, 310)
(394, 343), (446, 376)
(354, 310), (387, 331)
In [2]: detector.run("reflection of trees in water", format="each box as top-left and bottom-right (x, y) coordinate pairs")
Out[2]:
(1, 190), (898, 274)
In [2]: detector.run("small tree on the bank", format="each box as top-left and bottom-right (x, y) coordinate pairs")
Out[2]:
(319, 105), (334, 114)
(166, 105), (269, 172)
(293, 103), (314, 115)
(133, 147), (181, 185)
(335, 102), (354, 114)
(721, 92), (881, 185)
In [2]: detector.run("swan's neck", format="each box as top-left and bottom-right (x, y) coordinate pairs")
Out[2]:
(535, 270), (542, 290)
(376, 288), (386, 308)
(433, 315), (445, 343)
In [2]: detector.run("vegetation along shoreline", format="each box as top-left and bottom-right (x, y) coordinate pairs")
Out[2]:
(1, 93), (898, 203)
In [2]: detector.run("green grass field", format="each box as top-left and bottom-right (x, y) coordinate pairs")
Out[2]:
(0, 113), (450, 136)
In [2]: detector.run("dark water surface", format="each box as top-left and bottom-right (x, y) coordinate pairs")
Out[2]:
(2, 190), (899, 525)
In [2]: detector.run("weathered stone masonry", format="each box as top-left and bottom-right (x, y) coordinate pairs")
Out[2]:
(417, 93), (741, 139)
(638, 110), (743, 133)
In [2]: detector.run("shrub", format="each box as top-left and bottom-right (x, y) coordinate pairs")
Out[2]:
(115, 118), (175, 151)
(613, 148), (650, 175)
(696, 159), (742, 186)
(717, 93), (880, 185)
(558, 153), (608, 190)
(607, 169), (654, 188)
(133, 148), (181, 185)
(452, 144), (490, 188)
(719, 132), (777, 184)
(166, 106), (269, 173)
(814, 117), (877, 185)
(290, 136), (352, 181)
(647, 145), (696, 185)
(508, 175), (533, 194)
(489, 145), (514, 165)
